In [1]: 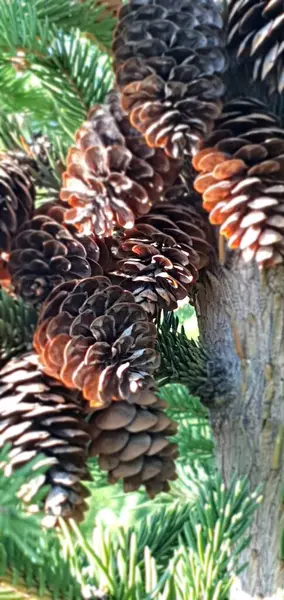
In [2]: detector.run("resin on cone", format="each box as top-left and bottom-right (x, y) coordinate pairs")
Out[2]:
(34, 277), (160, 407)
(193, 97), (284, 268)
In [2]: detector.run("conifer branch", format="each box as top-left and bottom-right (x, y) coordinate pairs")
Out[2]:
(156, 313), (211, 398)
(0, 289), (37, 365)
(0, 1), (113, 143)
(0, 577), (50, 600)
(157, 313), (237, 407)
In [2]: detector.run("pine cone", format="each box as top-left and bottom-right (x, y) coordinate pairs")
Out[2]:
(8, 202), (108, 307)
(34, 277), (160, 408)
(110, 201), (211, 316)
(227, 0), (284, 94)
(113, 0), (226, 159)
(193, 97), (284, 268)
(60, 91), (181, 238)
(0, 155), (35, 259)
(0, 352), (91, 523)
(106, 90), (182, 188)
(89, 388), (178, 497)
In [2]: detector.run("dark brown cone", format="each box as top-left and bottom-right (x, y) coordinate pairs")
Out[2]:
(227, 0), (284, 94)
(113, 0), (226, 160)
(60, 91), (181, 238)
(89, 388), (178, 498)
(193, 97), (284, 268)
(0, 352), (91, 524)
(33, 277), (160, 408)
(109, 201), (211, 317)
(0, 155), (35, 260)
(8, 202), (109, 307)
(106, 90), (182, 189)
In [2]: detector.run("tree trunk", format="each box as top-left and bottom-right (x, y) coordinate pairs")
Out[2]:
(195, 254), (284, 599)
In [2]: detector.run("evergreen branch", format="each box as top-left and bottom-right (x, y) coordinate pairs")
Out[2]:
(157, 313), (236, 406)
(135, 503), (191, 567)
(0, 447), (261, 600)
(0, 28), (113, 140)
(0, 448), (82, 599)
(0, 537), (82, 600)
(0, 115), (66, 202)
(0, 0), (114, 141)
(175, 475), (262, 599)
(35, 30), (113, 135)
(0, 113), (25, 151)
(0, 289), (37, 365)
(0, 0), (115, 53)
(156, 313), (212, 399)
(34, 0), (116, 50)
(159, 384), (214, 466)
(0, 577), (50, 600)
(58, 475), (261, 599)
(61, 518), (173, 599)
(0, 447), (50, 561)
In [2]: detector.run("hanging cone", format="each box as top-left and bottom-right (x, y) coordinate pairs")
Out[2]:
(0, 352), (91, 524)
(89, 388), (178, 498)
(227, 0), (284, 94)
(0, 154), (35, 259)
(113, 0), (226, 159)
(106, 90), (182, 189)
(34, 276), (160, 408)
(8, 201), (110, 308)
(193, 97), (284, 268)
(109, 200), (211, 317)
(60, 90), (181, 238)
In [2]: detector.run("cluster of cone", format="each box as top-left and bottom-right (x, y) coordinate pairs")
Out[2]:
(0, 102), (211, 522)
(1, 0), (283, 526)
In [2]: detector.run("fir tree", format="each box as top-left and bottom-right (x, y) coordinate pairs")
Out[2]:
(0, 1), (283, 599)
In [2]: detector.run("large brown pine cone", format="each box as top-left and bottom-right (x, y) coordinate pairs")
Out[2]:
(60, 91), (181, 238)
(227, 0), (284, 94)
(8, 202), (108, 307)
(0, 352), (91, 524)
(0, 155), (35, 259)
(89, 389), (178, 498)
(193, 97), (284, 268)
(106, 90), (182, 188)
(113, 0), (226, 159)
(110, 200), (211, 317)
(34, 277), (160, 408)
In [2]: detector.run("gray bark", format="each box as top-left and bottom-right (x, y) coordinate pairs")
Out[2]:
(195, 254), (284, 599)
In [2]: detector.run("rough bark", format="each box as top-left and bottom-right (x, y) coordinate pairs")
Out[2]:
(195, 254), (284, 599)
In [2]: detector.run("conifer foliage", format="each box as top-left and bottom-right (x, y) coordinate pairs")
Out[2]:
(0, 0), (280, 597)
